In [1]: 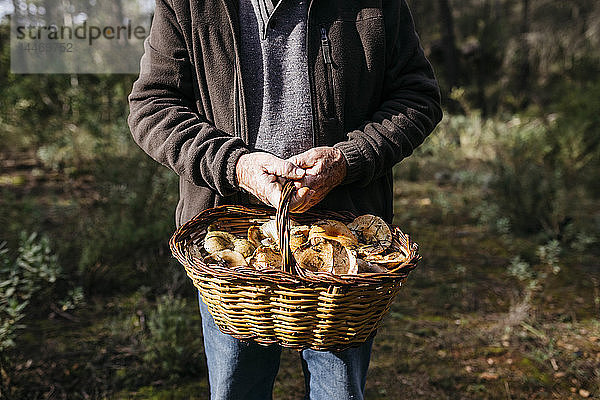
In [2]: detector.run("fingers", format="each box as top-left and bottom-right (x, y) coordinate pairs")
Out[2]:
(236, 151), (334, 210)
(289, 186), (313, 212)
(287, 155), (303, 168)
(257, 174), (283, 208)
(264, 156), (305, 180)
(288, 148), (319, 169)
(264, 185), (282, 209)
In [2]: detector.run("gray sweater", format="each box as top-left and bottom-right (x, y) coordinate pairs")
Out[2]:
(239, 0), (314, 159)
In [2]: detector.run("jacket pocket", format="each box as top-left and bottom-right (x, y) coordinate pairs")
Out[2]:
(320, 26), (335, 118)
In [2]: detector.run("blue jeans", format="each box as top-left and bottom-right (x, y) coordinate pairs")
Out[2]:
(199, 297), (373, 400)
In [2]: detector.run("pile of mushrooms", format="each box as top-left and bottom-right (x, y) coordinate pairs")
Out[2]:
(196, 215), (407, 275)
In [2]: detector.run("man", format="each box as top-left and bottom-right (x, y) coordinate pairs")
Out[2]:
(128, 0), (442, 398)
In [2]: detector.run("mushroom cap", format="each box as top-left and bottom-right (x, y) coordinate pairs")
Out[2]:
(364, 251), (407, 269)
(188, 243), (204, 259)
(289, 225), (310, 253)
(294, 247), (323, 272)
(294, 239), (358, 275)
(203, 233), (234, 254)
(205, 230), (237, 243)
(330, 241), (358, 275)
(259, 219), (279, 245)
(347, 215), (392, 256)
(294, 241), (333, 273)
(357, 259), (389, 274)
(205, 249), (248, 268)
(233, 238), (256, 258)
(308, 220), (358, 248)
(248, 245), (282, 270)
(247, 225), (264, 247)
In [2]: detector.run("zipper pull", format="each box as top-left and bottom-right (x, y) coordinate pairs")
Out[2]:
(320, 27), (333, 64)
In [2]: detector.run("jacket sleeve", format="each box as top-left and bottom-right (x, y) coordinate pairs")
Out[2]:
(127, 0), (249, 196)
(334, 0), (442, 186)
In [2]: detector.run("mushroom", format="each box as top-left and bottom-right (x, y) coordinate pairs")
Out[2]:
(308, 220), (358, 249)
(294, 239), (358, 275)
(203, 231), (236, 254)
(347, 215), (392, 256)
(259, 219), (279, 245)
(289, 225), (310, 253)
(330, 241), (358, 275)
(205, 249), (248, 268)
(247, 225), (264, 247)
(357, 259), (389, 274)
(364, 251), (407, 269)
(233, 238), (256, 258)
(248, 245), (282, 270)
(294, 241), (334, 273)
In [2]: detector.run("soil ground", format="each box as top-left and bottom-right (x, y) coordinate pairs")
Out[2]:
(1, 151), (599, 400)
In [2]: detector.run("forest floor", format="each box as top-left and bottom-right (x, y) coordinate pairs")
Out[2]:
(1, 150), (599, 400)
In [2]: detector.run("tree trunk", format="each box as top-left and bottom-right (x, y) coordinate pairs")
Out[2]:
(438, 0), (459, 89)
(517, 0), (531, 101)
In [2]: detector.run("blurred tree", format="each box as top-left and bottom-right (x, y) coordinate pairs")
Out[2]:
(516, 0), (531, 105)
(4, 1), (599, 126)
(408, 0), (600, 113)
(438, 0), (459, 89)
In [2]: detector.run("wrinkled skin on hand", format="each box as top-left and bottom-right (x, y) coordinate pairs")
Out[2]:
(235, 152), (310, 209)
(287, 146), (347, 213)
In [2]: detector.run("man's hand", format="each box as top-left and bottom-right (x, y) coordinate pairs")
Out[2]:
(287, 147), (347, 213)
(236, 152), (309, 208)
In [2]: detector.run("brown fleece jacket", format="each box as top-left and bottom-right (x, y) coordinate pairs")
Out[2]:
(128, 0), (442, 226)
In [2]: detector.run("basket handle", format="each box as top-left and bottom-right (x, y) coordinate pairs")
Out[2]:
(277, 181), (296, 274)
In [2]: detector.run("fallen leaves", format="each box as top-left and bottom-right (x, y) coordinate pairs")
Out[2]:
(579, 389), (590, 398)
(479, 371), (499, 380)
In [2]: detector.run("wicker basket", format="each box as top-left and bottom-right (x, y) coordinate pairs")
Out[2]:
(170, 183), (420, 351)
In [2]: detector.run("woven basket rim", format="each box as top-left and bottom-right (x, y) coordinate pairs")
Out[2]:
(170, 203), (420, 286)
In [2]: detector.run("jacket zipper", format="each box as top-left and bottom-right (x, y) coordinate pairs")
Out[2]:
(306, 0), (317, 147)
(221, 0), (247, 143)
(320, 26), (335, 118)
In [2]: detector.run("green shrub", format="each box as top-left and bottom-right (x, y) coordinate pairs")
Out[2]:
(75, 154), (178, 287)
(0, 233), (61, 352)
(487, 77), (600, 238)
(550, 79), (600, 196)
(488, 118), (573, 237)
(142, 294), (204, 379)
